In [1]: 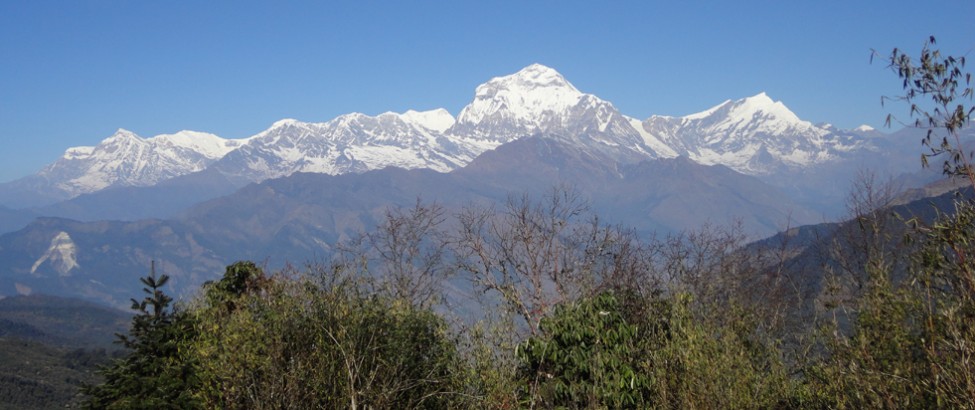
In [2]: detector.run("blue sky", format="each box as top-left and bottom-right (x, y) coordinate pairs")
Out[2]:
(1, 1), (974, 182)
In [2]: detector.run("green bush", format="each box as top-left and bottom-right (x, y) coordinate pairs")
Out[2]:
(517, 292), (652, 408)
(189, 266), (467, 409)
(516, 290), (796, 409)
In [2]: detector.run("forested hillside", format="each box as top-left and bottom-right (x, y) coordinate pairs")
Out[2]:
(0, 295), (128, 409)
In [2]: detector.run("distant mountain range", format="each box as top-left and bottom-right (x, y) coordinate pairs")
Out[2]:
(0, 64), (949, 307)
(0, 64), (917, 210)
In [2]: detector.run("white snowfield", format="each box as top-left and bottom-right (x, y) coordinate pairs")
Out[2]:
(33, 64), (884, 198)
(636, 92), (869, 173)
(42, 129), (241, 194)
(453, 63), (585, 141)
(30, 231), (79, 276)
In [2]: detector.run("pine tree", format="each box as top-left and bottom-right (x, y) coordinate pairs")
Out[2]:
(81, 262), (200, 409)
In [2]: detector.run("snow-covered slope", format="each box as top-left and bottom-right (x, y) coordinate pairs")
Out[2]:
(448, 63), (653, 162)
(210, 110), (494, 182)
(37, 129), (242, 196)
(30, 231), (79, 276)
(402, 108), (456, 133)
(450, 63), (587, 142)
(636, 93), (870, 174)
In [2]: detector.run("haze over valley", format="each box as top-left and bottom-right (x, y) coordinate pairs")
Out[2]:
(0, 63), (947, 306)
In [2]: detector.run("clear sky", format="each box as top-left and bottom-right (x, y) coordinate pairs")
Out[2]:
(1, 1), (974, 182)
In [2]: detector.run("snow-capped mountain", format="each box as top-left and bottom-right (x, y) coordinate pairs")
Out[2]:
(818, 122), (886, 139)
(449, 64), (652, 161)
(450, 63), (589, 142)
(3, 63), (896, 209)
(36, 129), (243, 196)
(213, 64), (654, 184)
(210, 109), (494, 183)
(634, 92), (868, 174)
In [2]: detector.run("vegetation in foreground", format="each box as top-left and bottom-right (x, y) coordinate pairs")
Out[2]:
(78, 38), (975, 408)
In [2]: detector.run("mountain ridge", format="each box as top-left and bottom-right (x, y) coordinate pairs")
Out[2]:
(0, 134), (823, 307)
(0, 64), (894, 210)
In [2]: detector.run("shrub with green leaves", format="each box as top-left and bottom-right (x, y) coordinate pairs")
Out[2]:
(516, 290), (796, 409)
(913, 200), (975, 406)
(188, 265), (466, 409)
(517, 292), (651, 408)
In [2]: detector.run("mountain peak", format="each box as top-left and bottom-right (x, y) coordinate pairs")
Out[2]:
(101, 128), (142, 144)
(743, 91), (772, 103)
(472, 64), (580, 100)
(505, 63), (575, 90)
(685, 92), (801, 125)
(113, 128), (138, 137)
(734, 92), (801, 124)
(453, 64), (587, 141)
(522, 62), (558, 72)
(271, 118), (303, 128)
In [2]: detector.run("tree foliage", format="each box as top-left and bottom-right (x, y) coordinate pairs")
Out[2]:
(882, 36), (975, 185)
(801, 38), (975, 409)
(517, 292), (652, 408)
(190, 263), (465, 409)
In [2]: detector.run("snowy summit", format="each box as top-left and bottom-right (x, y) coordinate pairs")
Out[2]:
(451, 64), (588, 142)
